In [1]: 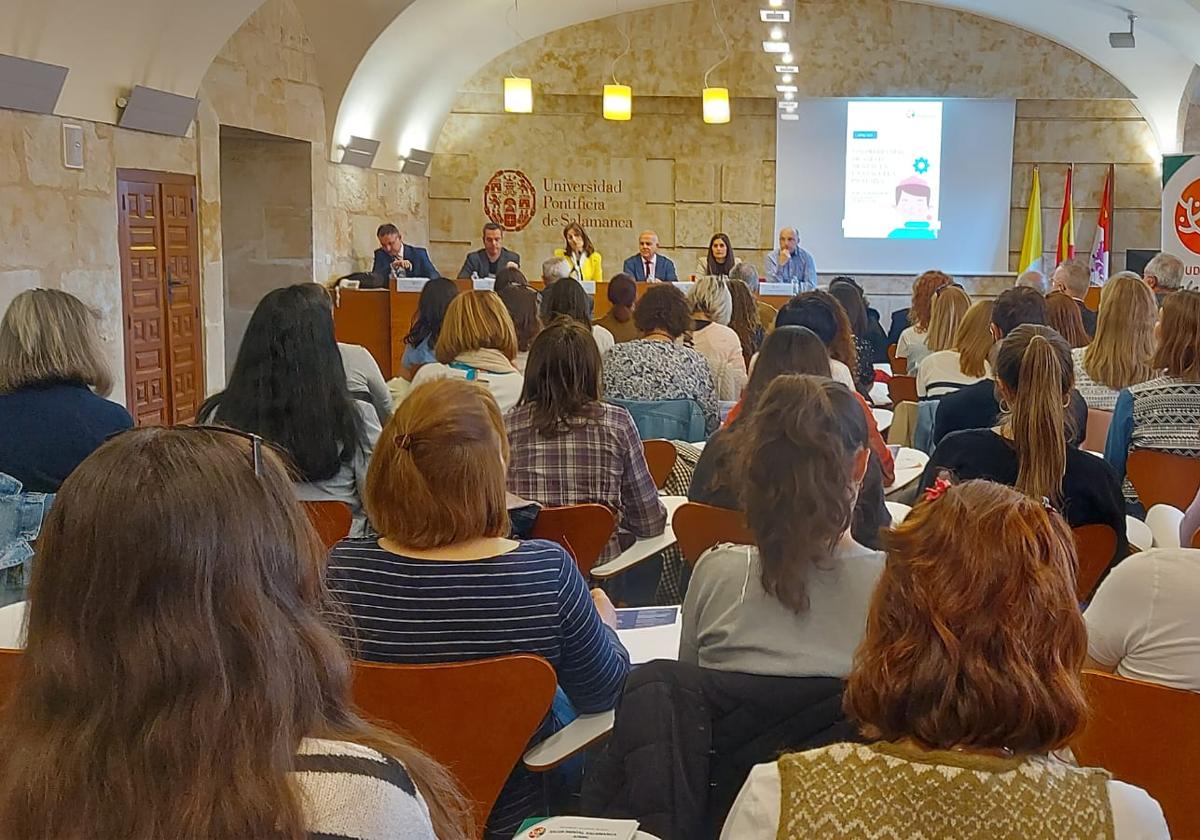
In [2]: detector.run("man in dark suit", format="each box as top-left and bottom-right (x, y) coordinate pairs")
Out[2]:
(932, 286), (1087, 447)
(371, 223), (439, 284)
(457, 222), (520, 278)
(1051, 258), (1097, 337)
(622, 230), (678, 282)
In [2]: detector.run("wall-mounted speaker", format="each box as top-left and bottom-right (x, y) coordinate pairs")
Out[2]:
(0, 53), (68, 115)
(117, 85), (199, 137)
(63, 124), (84, 169)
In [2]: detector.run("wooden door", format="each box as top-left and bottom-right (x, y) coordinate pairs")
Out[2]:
(117, 170), (204, 426)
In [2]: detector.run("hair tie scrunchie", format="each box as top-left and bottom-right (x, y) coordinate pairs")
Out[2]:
(396, 433), (414, 451)
(923, 476), (952, 503)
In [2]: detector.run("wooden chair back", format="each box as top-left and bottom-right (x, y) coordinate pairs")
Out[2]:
(1193, 526), (1200, 549)
(1082, 408), (1113, 454)
(642, 439), (677, 490)
(1083, 285), (1103, 311)
(0, 648), (22, 698)
(673, 502), (755, 568)
(530, 504), (616, 576)
(302, 500), (353, 550)
(1071, 524), (1118, 601)
(887, 344), (907, 375)
(1073, 670), (1200, 839)
(887, 375), (918, 405)
(353, 655), (556, 838)
(1127, 450), (1200, 510)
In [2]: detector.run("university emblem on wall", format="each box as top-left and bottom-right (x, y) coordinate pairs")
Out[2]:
(484, 169), (536, 232)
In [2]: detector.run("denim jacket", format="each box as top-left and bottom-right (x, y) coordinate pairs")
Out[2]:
(0, 472), (52, 583)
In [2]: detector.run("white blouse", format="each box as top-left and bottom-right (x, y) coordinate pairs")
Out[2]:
(690, 322), (748, 401)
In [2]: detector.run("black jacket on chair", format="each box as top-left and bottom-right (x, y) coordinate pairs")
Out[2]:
(580, 660), (858, 840)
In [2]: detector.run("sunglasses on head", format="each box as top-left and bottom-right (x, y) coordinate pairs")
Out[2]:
(106, 424), (264, 476)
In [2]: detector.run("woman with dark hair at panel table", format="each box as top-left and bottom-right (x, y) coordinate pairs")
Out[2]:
(682, 375), (884, 678)
(542, 276), (614, 355)
(689, 276), (748, 402)
(893, 269), (954, 358)
(0, 427), (469, 840)
(1105, 289), (1200, 508)
(398, 276), (460, 380)
(693, 326), (893, 548)
(593, 273), (641, 344)
(1073, 272), (1158, 411)
(917, 299), (994, 399)
(327, 378), (629, 838)
(602, 284), (720, 434)
(695, 233), (741, 278)
(1046, 291), (1091, 350)
(506, 319), (667, 565)
(497, 284), (541, 374)
(774, 291), (861, 395)
(554, 222), (603, 283)
(727, 279), (765, 364)
(921, 325), (1127, 582)
(200, 283), (381, 537)
(722, 480), (1168, 840)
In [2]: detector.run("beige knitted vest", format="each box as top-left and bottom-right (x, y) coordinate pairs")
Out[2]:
(776, 741), (1114, 840)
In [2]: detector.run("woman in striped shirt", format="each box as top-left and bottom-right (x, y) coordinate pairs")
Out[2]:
(328, 378), (631, 838)
(0, 427), (468, 840)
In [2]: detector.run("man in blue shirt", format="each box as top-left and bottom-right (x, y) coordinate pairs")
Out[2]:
(371, 223), (439, 284)
(764, 227), (818, 293)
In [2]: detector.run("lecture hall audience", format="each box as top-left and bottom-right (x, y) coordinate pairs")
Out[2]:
(722, 480), (1169, 840)
(0, 428), (468, 839)
(688, 276), (749, 401)
(908, 284), (970, 373)
(592, 273), (640, 344)
(1073, 272), (1158, 411)
(921, 325), (1128, 576)
(602, 284), (720, 434)
(199, 283), (381, 537)
(774, 291), (861, 394)
(683, 375), (884, 677)
(916, 299), (993, 399)
(409, 289), (525, 413)
(398, 275), (459, 380)
(890, 268), (953, 350)
(731, 262), (778, 334)
(541, 276), (615, 355)
(727, 278), (765, 364)
(505, 320), (667, 564)
(327, 378), (630, 837)
(1051, 258), (1098, 337)
(1105, 288), (1200, 507)
(496, 282), (541, 374)
(1046, 290), (1091, 349)
(829, 277), (885, 383)
(1142, 251), (1185, 307)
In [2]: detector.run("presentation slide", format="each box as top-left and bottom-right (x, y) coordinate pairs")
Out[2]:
(776, 98), (1015, 275)
(843, 101), (943, 240)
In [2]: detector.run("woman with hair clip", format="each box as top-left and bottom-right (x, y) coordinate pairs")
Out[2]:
(696, 233), (741, 278)
(894, 269), (954, 363)
(921, 325), (1127, 581)
(0, 427), (469, 839)
(692, 327), (891, 550)
(681, 374), (885, 677)
(328, 378), (629, 838)
(1074, 272), (1157, 410)
(398, 276), (459, 379)
(506, 319), (667, 565)
(910, 285), (970, 373)
(199, 283), (380, 537)
(554, 222), (603, 283)
(723, 480), (1168, 839)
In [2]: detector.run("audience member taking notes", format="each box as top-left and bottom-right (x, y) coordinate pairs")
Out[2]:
(722, 480), (1168, 840)
(623, 230), (677, 282)
(764, 226), (818, 293)
(327, 379), (630, 837)
(0, 427), (467, 839)
(458, 221), (520, 278)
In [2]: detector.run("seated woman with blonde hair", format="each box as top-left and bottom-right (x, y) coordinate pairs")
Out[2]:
(722, 480), (1168, 839)
(917, 298), (993, 398)
(688, 276), (748, 401)
(906, 284), (969, 373)
(1073, 272), (1157, 411)
(410, 289), (524, 412)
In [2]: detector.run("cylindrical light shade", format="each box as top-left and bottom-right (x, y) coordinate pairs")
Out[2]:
(504, 77), (533, 114)
(703, 87), (731, 124)
(603, 84), (632, 121)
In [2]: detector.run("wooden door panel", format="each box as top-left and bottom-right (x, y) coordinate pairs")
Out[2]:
(160, 181), (203, 424)
(118, 179), (169, 426)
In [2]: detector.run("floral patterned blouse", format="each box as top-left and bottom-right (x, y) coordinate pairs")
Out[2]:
(602, 339), (720, 434)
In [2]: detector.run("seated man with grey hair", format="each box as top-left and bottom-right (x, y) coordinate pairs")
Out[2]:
(731, 262), (777, 333)
(764, 226), (818, 293)
(1143, 252), (1185, 306)
(1050, 258), (1097, 337)
(541, 256), (571, 286)
(1015, 269), (1048, 296)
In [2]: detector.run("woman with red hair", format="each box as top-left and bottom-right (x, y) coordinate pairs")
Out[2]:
(722, 480), (1167, 839)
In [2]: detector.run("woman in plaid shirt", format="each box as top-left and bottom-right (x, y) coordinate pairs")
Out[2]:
(506, 319), (668, 564)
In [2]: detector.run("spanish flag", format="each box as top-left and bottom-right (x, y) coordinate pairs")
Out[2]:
(1056, 165), (1076, 264)
(1019, 166), (1043, 274)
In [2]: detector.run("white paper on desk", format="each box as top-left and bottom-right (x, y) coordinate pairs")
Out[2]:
(516, 816), (640, 839)
(580, 281), (596, 294)
(395, 278), (430, 293)
(473, 277), (496, 290)
(616, 607), (681, 665)
(759, 282), (794, 296)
